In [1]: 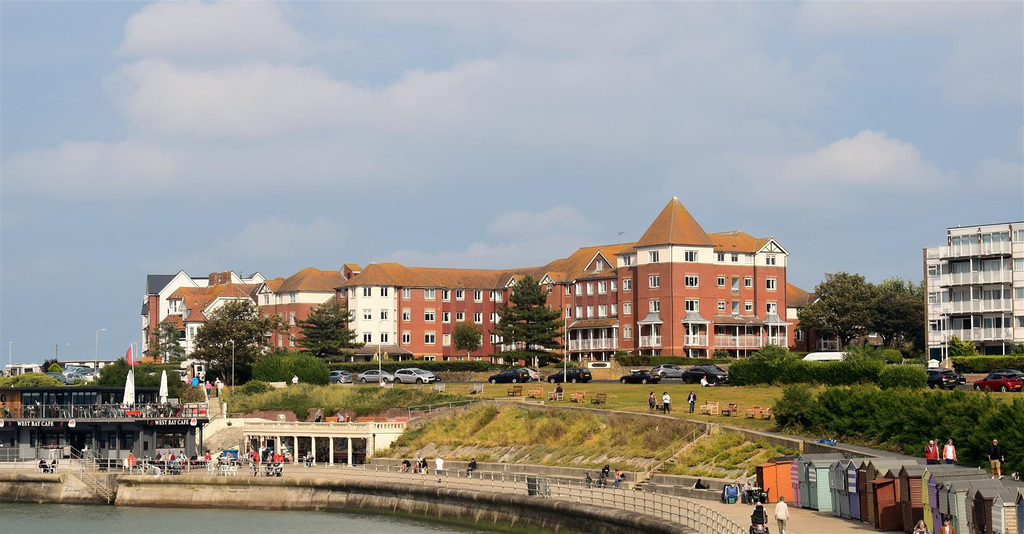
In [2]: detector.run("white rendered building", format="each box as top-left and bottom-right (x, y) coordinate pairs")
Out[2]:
(924, 222), (1024, 358)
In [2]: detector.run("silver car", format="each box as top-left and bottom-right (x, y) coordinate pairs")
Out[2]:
(394, 368), (437, 384)
(651, 364), (685, 379)
(356, 369), (394, 383)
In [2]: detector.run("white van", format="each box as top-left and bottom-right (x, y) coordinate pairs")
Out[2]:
(802, 352), (846, 362)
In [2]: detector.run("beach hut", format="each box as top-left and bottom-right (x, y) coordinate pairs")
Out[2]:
(809, 458), (837, 511)
(848, 459), (862, 520)
(1015, 488), (1023, 534)
(946, 479), (1004, 534)
(791, 459), (801, 508)
(898, 465), (927, 533)
(796, 453), (843, 510)
(870, 476), (902, 531)
(992, 487), (1019, 534)
(923, 465), (986, 532)
(968, 486), (998, 534)
(756, 456), (796, 504)
(829, 459), (847, 517)
(862, 459), (925, 527)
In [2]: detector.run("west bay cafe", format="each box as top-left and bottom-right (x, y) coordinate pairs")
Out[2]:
(0, 385), (209, 462)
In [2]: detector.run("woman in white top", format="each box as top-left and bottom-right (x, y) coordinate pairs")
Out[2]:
(943, 439), (957, 465)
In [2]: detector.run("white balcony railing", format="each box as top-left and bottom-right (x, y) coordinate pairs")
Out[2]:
(568, 339), (619, 351)
(639, 335), (662, 348)
(766, 336), (788, 347)
(948, 271), (1012, 286)
(945, 241), (1012, 258)
(817, 339), (841, 351)
(714, 335), (763, 349)
(949, 299), (1013, 314)
(683, 335), (708, 347)
(949, 328), (1012, 342)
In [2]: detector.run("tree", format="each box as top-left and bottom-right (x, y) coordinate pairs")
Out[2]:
(872, 278), (924, 349)
(295, 299), (362, 358)
(491, 275), (563, 351)
(191, 299), (285, 385)
(97, 359), (185, 398)
(453, 323), (483, 358)
(798, 272), (879, 349)
(154, 322), (186, 363)
(948, 335), (978, 357)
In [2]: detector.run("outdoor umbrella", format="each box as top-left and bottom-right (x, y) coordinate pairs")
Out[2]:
(159, 370), (168, 404)
(123, 368), (136, 406)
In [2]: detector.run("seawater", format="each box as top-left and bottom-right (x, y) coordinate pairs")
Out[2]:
(0, 503), (505, 534)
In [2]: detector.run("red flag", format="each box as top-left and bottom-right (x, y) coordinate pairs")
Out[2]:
(126, 345), (134, 367)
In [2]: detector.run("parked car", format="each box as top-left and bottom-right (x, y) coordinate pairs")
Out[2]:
(990, 369), (1024, 379)
(619, 370), (661, 384)
(329, 370), (352, 384)
(489, 369), (530, 384)
(547, 367), (592, 383)
(926, 369), (960, 390)
(517, 368), (540, 381)
(973, 371), (1024, 392)
(681, 364), (729, 385)
(394, 368), (437, 384)
(356, 369), (394, 383)
(45, 372), (68, 384)
(651, 364), (685, 379)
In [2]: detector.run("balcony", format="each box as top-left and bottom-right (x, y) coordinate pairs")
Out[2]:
(817, 339), (841, 351)
(947, 271), (1012, 286)
(715, 335), (764, 349)
(944, 241), (1012, 258)
(949, 328), (1012, 342)
(766, 336), (788, 347)
(0, 402), (209, 421)
(683, 335), (708, 347)
(949, 299), (1012, 314)
(639, 335), (662, 348)
(568, 339), (619, 351)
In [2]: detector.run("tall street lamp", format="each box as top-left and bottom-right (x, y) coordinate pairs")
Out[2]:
(94, 328), (106, 376)
(7, 341), (12, 373)
(230, 340), (236, 390)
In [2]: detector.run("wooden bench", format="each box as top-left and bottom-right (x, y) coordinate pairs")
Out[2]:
(527, 388), (544, 399)
(591, 393), (607, 405)
(470, 383), (484, 395)
(745, 405), (764, 418)
(548, 391), (564, 401)
(570, 391), (586, 403)
(508, 385), (523, 397)
(432, 383), (446, 393)
(759, 406), (774, 419)
(721, 403), (740, 416)
(699, 401), (719, 415)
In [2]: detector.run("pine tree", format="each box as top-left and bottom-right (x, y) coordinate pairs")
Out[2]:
(491, 275), (563, 351)
(296, 299), (362, 358)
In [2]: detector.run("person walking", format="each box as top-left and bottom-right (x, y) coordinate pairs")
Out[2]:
(942, 439), (957, 465)
(291, 374), (299, 385)
(661, 392), (671, 414)
(774, 495), (790, 534)
(435, 456), (444, 483)
(924, 440), (940, 465)
(648, 391), (656, 412)
(988, 438), (1004, 478)
(687, 391), (697, 413)
(912, 519), (931, 534)
(938, 518), (953, 534)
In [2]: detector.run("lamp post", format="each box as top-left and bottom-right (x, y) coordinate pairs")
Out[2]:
(230, 340), (236, 390)
(94, 328), (106, 374)
(378, 319), (385, 382)
(7, 341), (11, 373)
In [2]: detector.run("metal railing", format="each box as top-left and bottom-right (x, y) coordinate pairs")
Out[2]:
(683, 335), (708, 347)
(0, 402), (209, 420)
(639, 335), (662, 348)
(568, 339), (619, 351)
(407, 398), (479, 418)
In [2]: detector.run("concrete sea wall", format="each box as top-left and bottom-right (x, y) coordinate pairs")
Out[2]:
(115, 475), (691, 534)
(0, 473), (109, 505)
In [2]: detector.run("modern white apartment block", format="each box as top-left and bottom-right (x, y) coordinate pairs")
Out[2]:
(924, 221), (1024, 358)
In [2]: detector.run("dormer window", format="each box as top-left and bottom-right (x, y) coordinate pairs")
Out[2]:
(595, 259), (604, 271)
(184, 309), (190, 319)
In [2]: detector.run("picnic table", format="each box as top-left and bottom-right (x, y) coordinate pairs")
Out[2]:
(721, 403), (740, 416)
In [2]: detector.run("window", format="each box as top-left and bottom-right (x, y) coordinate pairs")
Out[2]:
(456, 312), (465, 322)
(766, 254), (777, 266)
(289, 336), (296, 347)
(685, 299), (699, 312)
(455, 290), (465, 300)
(442, 290), (450, 301)
(586, 305), (594, 318)
(491, 312), (499, 323)
(623, 255), (633, 266)
(623, 302), (631, 315)
(1014, 230), (1024, 242)
(623, 278), (632, 291)
(649, 251), (660, 263)
(766, 302), (778, 314)
(402, 309), (411, 321)
(649, 299), (660, 313)
(1017, 316), (1024, 328)
(424, 289), (436, 299)
(718, 300), (726, 312)
(380, 332), (389, 343)
(685, 250), (698, 262)
(745, 277), (753, 288)
(289, 292), (297, 303)
(610, 280), (617, 292)
(442, 334), (451, 347)
(363, 333), (372, 343)
(565, 285), (571, 295)
(565, 306), (572, 318)
(717, 276), (726, 287)
(575, 306), (583, 318)
(424, 332), (436, 345)
(732, 277), (740, 292)
(731, 254), (739, 263)
(745, 301), (754, 313)
(766, 278), (777, 290)
(474, 312), (483, 324)
(795, 331), (804, 342)
(575, 284), (583, 296)
(380, 309), (388, 320)
(598, 281), (607, 294)
(623, 326), (632, 339)
(442, 312), (451, 323)
(586, 283), (593, 295)
(685, 275), (698, 287)
(731, 301), (740, 314)
(402, 288), (411, 299)
(928, 265), (939, 276)
(362, 287), (372, 297)
(611, 304), (617, 315)
(402, 332), (411, 344)
(1015, 288), (1024, 299)
(717, 253), (725, 262)
(363, 309), (372, 320)
(491, 290), (502, 302)
(595, 259), (604, 271)
(1014, 259), (1024, 271)
(380, 287), (389, 297)
(649, 275), (660, 289)
(424, 309), (435, 322)
(289, 312), (296, 325)
(473, 290), (483, 302)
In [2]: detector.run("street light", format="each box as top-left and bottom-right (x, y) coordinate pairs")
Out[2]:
(230, 340), (236, 390)
(94, 328), (106, 375)
(7, 341), (11, 373)
(378, 319), (386, 384)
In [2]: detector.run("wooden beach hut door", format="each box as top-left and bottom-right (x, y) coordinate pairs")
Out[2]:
(926, 475), (942, 533)
(790, 460), (801, 508)
(798, 457), (812, 508)
(898, 467), (924, 534)
(871, 478), (900, 531)
(1016, 489), (1023, 534)
(849, 462), (861, 520)
(859, 462), (872, 523)
(829, 461), (844, 517)
(775, 459), (795, 504)
(757, 462), (776, 503)
(807, 465), (819, 510)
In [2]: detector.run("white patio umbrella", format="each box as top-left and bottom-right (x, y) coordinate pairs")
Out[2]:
(123, 368), (136, 407)
(159, 370), (168, 404)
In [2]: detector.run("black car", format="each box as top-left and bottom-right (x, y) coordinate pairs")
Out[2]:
(926, 369), (959, 390)
(619, 370), (661, 385)
(547, 367), (592, 383)
(681, 365), (729, 385)
(489, 369), (530, 384)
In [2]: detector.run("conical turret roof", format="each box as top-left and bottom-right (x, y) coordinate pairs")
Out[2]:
(634, 197), (715, 247)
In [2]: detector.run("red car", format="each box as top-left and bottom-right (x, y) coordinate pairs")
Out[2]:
(973, 371), (1024, 392)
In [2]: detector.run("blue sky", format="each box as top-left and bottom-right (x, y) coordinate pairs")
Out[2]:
(2, 2), (1022, 364)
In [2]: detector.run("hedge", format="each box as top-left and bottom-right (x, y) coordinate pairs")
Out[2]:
(877, 365), (927, 389)
(774, 385), (1024, 471)
(727, 358), (907, 387)
(951, 355), (1024, 373)
(252, 354), (329, 385)
(328, 360), (500, 373)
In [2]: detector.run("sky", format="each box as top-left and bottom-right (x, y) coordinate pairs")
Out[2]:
(2, 1), (1022, 365)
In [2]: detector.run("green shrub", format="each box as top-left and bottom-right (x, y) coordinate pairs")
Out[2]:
(729, 357), (883, 386)
(878, 365), (927, 389)
(252, 354), (329, 385)
(773, 384), (819, 429)
(327, 360), (499, 373)
(238, 380), (273, 396)
(711, 350), (731, 359)
(951, 355), (1024, 373)
(614, 353), (651, 367)
(47, 363), (63, 373)
(649, 355), (734, 365)
(0, 372), (65, 388)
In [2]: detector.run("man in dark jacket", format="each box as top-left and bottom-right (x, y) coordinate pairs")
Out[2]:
(989, 439), (1004, 478)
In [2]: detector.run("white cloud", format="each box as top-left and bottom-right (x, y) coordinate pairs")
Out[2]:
(797, 2), (1017, 33)
(487, 205), (590, 237)
(118, 1), (310, 61)
(2, 140), (182, 193)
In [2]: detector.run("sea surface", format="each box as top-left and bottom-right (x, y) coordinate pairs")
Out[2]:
(0, 503), (497, 534)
